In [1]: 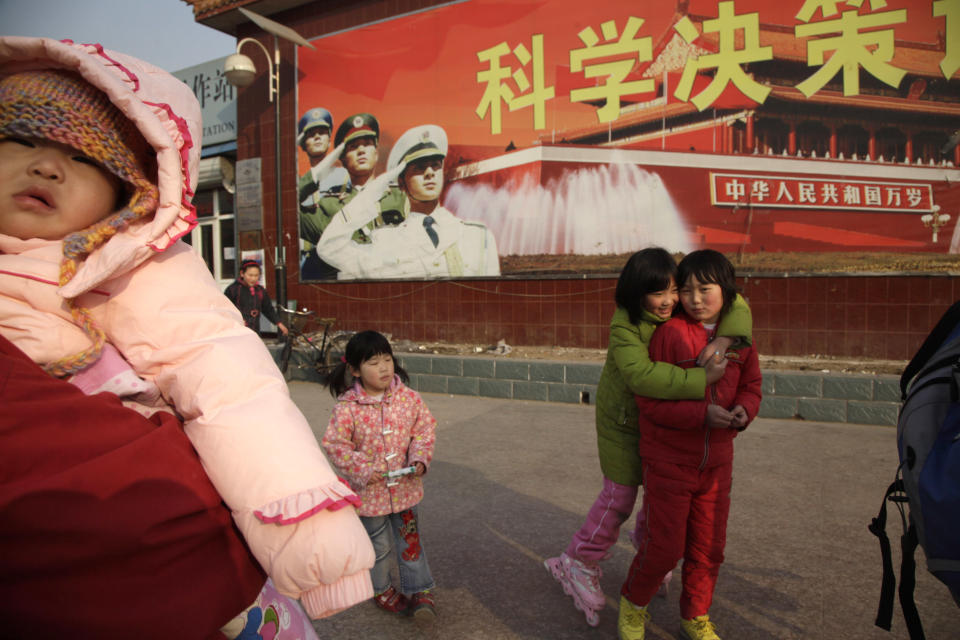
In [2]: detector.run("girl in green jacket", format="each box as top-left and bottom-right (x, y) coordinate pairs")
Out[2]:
(545, 247), (752, 626)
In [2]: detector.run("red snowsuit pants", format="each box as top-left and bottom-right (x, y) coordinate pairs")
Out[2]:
(621, 458), (732, 619)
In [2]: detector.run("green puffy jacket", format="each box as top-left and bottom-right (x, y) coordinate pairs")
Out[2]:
(594, 294), (752, 485)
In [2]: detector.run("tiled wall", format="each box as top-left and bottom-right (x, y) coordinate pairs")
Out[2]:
(290, 274), (958, 359)
(741, 274), (958, 360)
(295, 278), (616, 350)
(276, 347), (902, 425)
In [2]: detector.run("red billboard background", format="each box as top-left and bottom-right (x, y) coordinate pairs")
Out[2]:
(294, 0), (959, 280)
(297, 0), (944, 168)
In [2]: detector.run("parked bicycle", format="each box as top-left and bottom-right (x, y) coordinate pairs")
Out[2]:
(277, 307), (337, 380)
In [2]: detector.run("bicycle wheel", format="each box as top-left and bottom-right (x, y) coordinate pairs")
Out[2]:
(279, 335), (294, 378)
(321, 337), (339, 372)
(312, 319), (339, 382)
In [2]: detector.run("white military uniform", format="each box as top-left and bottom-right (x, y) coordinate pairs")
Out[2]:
(317, 200), (499, 280)
(318, 123), (501, 280)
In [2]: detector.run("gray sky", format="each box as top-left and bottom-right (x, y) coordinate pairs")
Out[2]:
(0, 0), (237, 71)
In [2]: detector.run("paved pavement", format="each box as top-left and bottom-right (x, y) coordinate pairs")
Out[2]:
(289, 382), (957, 639)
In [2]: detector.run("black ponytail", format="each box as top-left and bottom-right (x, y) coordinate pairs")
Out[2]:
(324, 330), (409, 397)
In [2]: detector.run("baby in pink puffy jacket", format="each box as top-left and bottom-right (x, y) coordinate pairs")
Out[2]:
(0, 36), (373, 636)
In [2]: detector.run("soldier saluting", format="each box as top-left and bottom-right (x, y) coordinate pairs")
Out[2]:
(299, 112), (405, 280)
(296, 107), (349, 280)
(317, 124), (500, 280)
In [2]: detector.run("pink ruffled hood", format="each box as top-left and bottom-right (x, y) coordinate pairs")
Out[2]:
(0, 35), (200, 297)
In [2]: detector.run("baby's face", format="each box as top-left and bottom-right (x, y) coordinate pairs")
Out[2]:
(0, 137), (121, 240)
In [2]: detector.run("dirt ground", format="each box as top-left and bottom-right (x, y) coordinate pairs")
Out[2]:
(500, 251), (960, 275)
(385, 338), (908, 376)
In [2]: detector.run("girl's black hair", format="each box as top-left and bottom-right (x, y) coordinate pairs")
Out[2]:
(325, 330), (409, 397)
(240, 259), (261, 273)
(676, 249), (738, 317)
(615, 247), (678, 324)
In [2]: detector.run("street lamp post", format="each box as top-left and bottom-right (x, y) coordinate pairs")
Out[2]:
(921, 205), (951, 243)
(224, 7), (314, 310)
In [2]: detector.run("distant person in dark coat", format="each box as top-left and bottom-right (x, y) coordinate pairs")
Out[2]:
(224, 260), (288, 336)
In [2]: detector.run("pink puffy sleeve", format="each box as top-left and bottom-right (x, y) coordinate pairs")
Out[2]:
(91, 244), (374, 617)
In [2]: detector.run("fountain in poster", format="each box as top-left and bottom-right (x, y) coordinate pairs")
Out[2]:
(445, 162), (691, 256)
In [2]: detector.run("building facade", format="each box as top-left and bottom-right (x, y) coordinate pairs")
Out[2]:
(186, 0), (959, 357)
(172, 56), (239, 289)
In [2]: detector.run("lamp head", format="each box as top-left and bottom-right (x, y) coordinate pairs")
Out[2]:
(224, 53), (256, 88)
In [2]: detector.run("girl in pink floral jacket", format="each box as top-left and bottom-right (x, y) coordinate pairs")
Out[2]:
(322, 330), (439, 619)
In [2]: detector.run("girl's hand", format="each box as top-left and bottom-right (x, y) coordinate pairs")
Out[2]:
(698, 336), (734, 367)
(415, 462), (426, 476)
(705, 404), (733, 429)
(703, 355), (728, 385)
(730, 404), (749, 429)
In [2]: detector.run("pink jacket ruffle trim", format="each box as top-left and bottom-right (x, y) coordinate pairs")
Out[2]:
(254, 478), (361, 525)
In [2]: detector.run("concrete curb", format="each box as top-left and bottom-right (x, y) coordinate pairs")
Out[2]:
(272, 346), (901, 426)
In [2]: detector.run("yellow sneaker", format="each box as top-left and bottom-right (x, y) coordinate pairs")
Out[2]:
(617, 596), (650, 640)
(680, 615), (722, 640)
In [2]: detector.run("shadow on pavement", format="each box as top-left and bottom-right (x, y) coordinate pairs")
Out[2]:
(288, 386), (957, 639)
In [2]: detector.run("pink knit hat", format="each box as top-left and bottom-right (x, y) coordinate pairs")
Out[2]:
(0, 69), (160, 376)
(0, 69), (152, 189)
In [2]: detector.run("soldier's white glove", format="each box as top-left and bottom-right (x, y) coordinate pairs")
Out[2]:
(309, 142), (345, 184)
(337, 161), (406, 225)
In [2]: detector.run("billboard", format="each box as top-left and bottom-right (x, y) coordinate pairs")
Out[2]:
(294, 0), (960, 281)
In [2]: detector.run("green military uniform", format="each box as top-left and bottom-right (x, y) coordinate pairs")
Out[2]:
(296, 106), (348, 281)
(299, 112), (408, 280)
(298, 167), (342, 216)
(298, 170), (345, 281)
(299, 181), (407, 280)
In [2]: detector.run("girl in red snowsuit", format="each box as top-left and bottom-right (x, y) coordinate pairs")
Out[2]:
(618, 250), (762, 640)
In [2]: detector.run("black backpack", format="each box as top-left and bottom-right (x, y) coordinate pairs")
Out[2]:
(869, 300), (960, 639)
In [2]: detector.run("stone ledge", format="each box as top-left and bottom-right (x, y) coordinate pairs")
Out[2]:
(272, 347), (900, 426)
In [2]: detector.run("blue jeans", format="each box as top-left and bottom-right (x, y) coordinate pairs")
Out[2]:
(360, 506), (435, 595)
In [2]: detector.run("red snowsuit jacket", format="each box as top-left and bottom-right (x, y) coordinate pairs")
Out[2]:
(636, 313), (762, 469)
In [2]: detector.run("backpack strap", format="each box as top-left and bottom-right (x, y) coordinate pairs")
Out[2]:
(869, 479), (899, 631)
(901, 300), (960, 399)
(898, 523), (925, 640)
(868, 478), (927, 639)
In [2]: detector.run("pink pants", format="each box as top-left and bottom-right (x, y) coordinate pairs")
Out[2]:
(566, 477), (645, 565)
